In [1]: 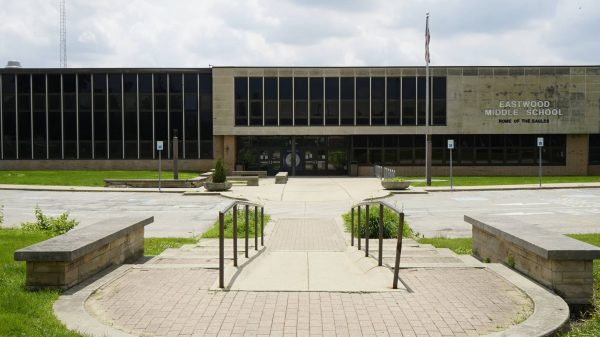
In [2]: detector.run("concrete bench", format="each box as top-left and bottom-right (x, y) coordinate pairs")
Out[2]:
(231, 170), (267, 178)
(275, 172), (288, 184)
(465, 215), (600, 307)
(227, 176), (259, 186)
(104, 178), (205, 188)
(14, 216), (154, 290)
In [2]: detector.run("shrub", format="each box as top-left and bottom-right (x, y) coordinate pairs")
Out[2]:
(342, 206), (412, 239)
(21, 207), (78, 236)
(213, 158), (227, 183)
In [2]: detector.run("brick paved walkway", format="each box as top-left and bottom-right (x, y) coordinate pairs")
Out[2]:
(87, 266), (529, 337)
(268, 218), (346, 251)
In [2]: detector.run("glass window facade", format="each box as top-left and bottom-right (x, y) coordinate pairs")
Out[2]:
(0, 70), (212, 160)
(234, 76), (447, 127)
(351, 134), (566, 166)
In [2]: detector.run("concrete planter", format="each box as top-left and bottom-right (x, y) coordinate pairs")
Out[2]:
(204, 181), (232, 191)
(381, 180), (411, 190)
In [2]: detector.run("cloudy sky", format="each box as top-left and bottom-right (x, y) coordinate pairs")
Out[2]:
(0, 0), (598, 68)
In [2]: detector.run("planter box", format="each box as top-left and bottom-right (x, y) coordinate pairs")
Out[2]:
(204, 181), (232, 191)
(381, 180), (410, 190)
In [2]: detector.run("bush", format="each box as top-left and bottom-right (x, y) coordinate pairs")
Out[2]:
(342, 206), (412, 239)
(213, 158), (227, 183)
(21, 207), (78, 236)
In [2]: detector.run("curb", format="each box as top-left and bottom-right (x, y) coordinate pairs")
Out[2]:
(425, 184), (600, 193)
(53, 265), (137, 337)
(0, 184), (190, 193)
(483, 263), (569, 337)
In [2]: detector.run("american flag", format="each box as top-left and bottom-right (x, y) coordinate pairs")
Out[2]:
(425, 13), (430, 64)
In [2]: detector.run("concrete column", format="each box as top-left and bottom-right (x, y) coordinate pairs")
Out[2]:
(566, 134), (588, 175)
(223, 135), (236, 172)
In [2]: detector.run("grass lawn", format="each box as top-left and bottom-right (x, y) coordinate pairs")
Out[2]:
(0, 170), (199, 187)
(419, 234), (600, 336)
(202, 209), (271, 239)
(417, 237), (473, 255)
(0, 228), (198, 336)
(144, 237), (197, 256)
(396, 176), (600, 187)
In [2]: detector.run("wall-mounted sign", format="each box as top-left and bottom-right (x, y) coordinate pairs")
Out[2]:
(484, 100), (563, 117)
(483, 100), (563, 125)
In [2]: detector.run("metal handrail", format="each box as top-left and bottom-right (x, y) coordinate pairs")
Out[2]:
(218, 199), (265, 288)
(373, 165), (396, 179)
(349, 199), (404, 289)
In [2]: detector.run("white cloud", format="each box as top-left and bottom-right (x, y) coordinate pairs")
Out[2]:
(0, 0), (597, 68)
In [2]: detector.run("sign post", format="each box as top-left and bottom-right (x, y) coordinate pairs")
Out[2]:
(447, 139), (454, 191)
(157, 141), (164, 192)
(537, 137), (544, 188)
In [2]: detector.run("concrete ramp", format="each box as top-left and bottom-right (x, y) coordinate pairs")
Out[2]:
(229, 218), (404, 291)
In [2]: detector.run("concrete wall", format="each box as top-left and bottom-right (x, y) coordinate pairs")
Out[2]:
(472, 226), (593, 306)
(25, 227), (144, 290)
(212, 66), (600, 136)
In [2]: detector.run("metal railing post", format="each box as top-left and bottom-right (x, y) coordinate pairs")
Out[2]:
(233, 205), (238, 267)
(357, 206), (362, 250)
(254, 206), (258, 251)
(219, 211), (225, 288)
(245, 204), (249, 258)
(260, 207), (264, 246)
(351, 207), (355, 246)
(378, 204), (384, 266)
(393, 212), (404, 289)
(365, 205), (370, 257)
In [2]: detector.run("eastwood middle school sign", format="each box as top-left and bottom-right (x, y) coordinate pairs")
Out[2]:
(483, 100), (563, 124)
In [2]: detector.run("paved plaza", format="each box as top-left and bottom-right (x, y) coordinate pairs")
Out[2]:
(2, 178), (586, 336)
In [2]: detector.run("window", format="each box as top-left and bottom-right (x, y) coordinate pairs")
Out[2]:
(249, 77), (262, 126)
(17, 74), (32, 158)
(416, 77), (426, 126)
(234, 77), (248, 126)
(340, 77), (354, 125)
(309, 77), (323, 126)
(78, 74), (93, 159)
(63, 74), (77, 159)
(169, 73), (183, 159)
(2, 74), (16, 159)
(264, 77), (277, 126)
(356, 77), (369, 125)
(279, 77), (293, 126)
(199, 73), (213, 158)
(432, 77), (446, 125)
(386, 77), (400, 125)
(325, 77), (339, 125)
(123, 74), (138, 159)
(294, 77), (308, 126)
(108, 73), (122, 159)
(371, 77), (385, 125)
(139, 73), (153, 158)
(154, 74), (168, 155)
(401, 77), (416, 125)
(32, 74), (46, 159)
(183, 74), (198, 159)
(93, 74), (107, 158)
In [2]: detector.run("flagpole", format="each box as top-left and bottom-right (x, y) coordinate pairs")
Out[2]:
(425, 12), (432, 186)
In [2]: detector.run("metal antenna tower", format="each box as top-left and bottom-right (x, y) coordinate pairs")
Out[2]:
(60, 0), (67, 67)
